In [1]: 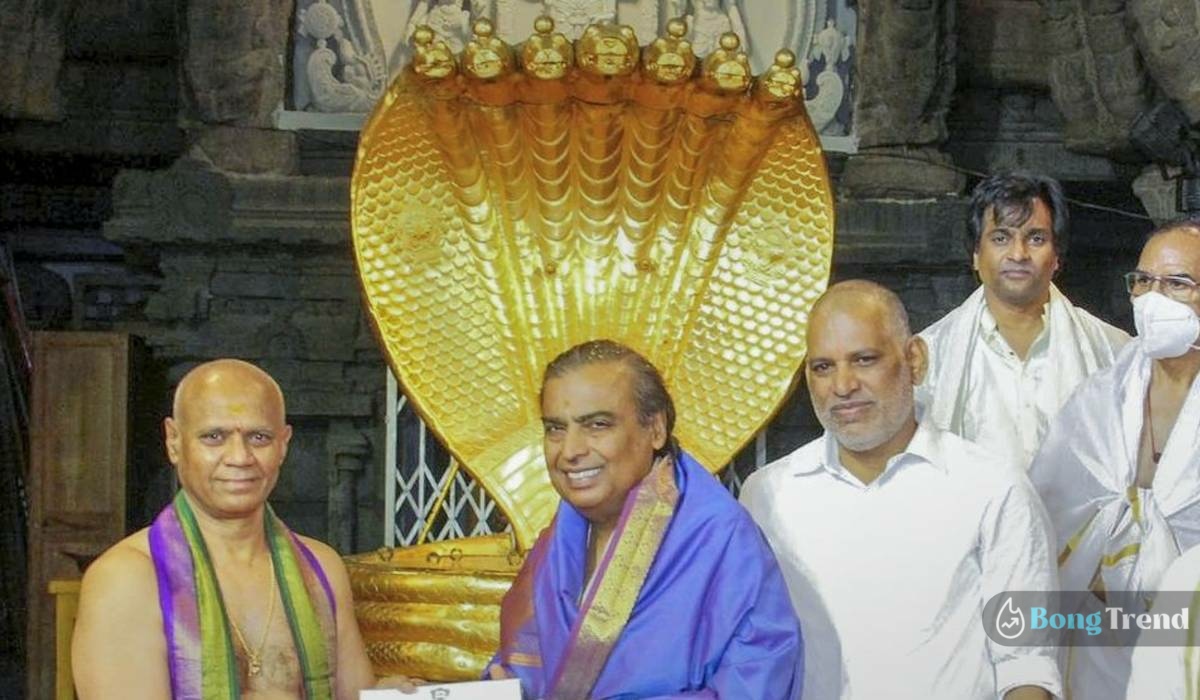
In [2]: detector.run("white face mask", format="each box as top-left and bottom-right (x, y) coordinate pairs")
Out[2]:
(1133, 291), (1200, 359)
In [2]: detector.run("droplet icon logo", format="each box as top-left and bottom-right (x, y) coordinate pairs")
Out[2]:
(995, 597), (1025, 640)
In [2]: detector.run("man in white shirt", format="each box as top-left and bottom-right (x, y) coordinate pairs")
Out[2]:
(1030, 220), (1200, 700)
(917, 172), (1128, 470)
(742, 280), (1061, 700)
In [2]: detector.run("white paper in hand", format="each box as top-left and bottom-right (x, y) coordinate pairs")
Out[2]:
(361, 678), (522, 700)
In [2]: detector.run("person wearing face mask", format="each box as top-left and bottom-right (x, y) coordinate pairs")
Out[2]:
(1029, 220), (1200, 700)
(917, 172), (1129, 471)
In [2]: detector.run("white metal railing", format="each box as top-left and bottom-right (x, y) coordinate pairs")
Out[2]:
(385, 372), (770, 546)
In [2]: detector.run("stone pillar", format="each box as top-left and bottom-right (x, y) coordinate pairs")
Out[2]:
(841, 0), (964, 198)
(1133, 165), (1183, 225)
(0, 0), (66, 119)
(179, 0), (298, 173)
(326, 420), (371, 553)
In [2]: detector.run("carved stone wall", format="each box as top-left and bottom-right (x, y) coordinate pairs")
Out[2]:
(0, 0), (1172, 630)
(1040, 0), (1152, 156)
(1129, 0), (1200, 122)
(181, 0), (299, 173)
(842, 0), (963, 197)
(102, 158), (386, 549)
(0, 0), (1176, 694)
(0, 0), (66, 120)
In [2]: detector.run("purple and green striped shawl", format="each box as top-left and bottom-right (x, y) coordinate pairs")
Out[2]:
(148, 492), (338, 699)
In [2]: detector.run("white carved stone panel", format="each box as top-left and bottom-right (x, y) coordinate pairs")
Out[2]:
(293, 0), (389, 112)
(288, 0), (856, 144)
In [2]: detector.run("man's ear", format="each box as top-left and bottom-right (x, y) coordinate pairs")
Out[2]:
(906, 336), (929, 387)
(279, 424), (294, 461)
(650, 412), (667, 452)
(972, 249), (980, 272)
(164, 417), (181, 466)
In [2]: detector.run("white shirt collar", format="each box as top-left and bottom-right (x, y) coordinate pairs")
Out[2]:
(978, 299), (1052, 359)
(789, 420), (947, 481)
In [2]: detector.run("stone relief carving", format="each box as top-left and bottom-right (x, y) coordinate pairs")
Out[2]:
(288, 0), (855, 141)
(616, 0), (660, 42)
(842, 0), (962, 197)
(1040, 0), (1200, 160)
(1039, 0), (1152, 155)
(1037, 0), (1200, 219)
(805, 19), (850, 134)
(184, 0), (293, 127)
(683, 0), (748, 59)
(484, 0), (661, 43)
(295, 0), (388, 113)
(1129, 0), (1200, 122)
(406, 0), (473, 52)
(545, 0), (617, 37)
(299, 0), (387, 112)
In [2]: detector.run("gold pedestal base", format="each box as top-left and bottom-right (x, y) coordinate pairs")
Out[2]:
(347, 535), (523, 681)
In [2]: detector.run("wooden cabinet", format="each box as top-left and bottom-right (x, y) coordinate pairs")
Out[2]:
(26, 332), (136, 700)
(49, 581), (81, 700)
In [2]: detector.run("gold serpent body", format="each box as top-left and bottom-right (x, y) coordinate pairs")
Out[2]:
(349, 18), (834, 680)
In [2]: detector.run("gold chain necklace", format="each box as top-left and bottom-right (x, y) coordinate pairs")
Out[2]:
(227, 559), (276, 677)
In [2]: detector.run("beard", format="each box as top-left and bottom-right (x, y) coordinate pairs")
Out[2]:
(815, 373), (916, 454)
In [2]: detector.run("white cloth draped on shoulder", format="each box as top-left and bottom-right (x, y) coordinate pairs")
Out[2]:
(1031, 340), (1200, 596)
(918, 284), (1127, 469)
(1029, 340), (1200, 699)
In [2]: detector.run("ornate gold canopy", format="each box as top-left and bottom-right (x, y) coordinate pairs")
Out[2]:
(351, 17), (835, 551)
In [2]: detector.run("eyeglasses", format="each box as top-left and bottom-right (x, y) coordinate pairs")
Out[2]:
(1123, 271), (1200, 301)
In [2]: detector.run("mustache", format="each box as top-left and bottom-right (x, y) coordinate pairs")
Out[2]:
(830, 400), (872, 411)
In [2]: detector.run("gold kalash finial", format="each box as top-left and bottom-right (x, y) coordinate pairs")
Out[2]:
(758, 49), (805, 101)
(577, 21), (640, 76)
(522, 16), (572, 80)
(409, 25), (456, 80)
(701, 31), (751, 92)
(642, 17), (695, 84)
(461, 18), (514, 80)
(348, 15), (834, 681)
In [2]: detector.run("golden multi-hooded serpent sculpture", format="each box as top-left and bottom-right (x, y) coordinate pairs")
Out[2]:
(347, 15), (836, 681)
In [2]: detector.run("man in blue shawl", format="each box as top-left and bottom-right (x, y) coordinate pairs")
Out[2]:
(487, 339), (802, 699)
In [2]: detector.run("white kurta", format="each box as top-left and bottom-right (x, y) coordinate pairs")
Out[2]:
(741, 423), (1063, 700)
(917, 285), (1129, 470)
(1126, 543), (1200, 700)
(1029, 340), (1200, 699)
